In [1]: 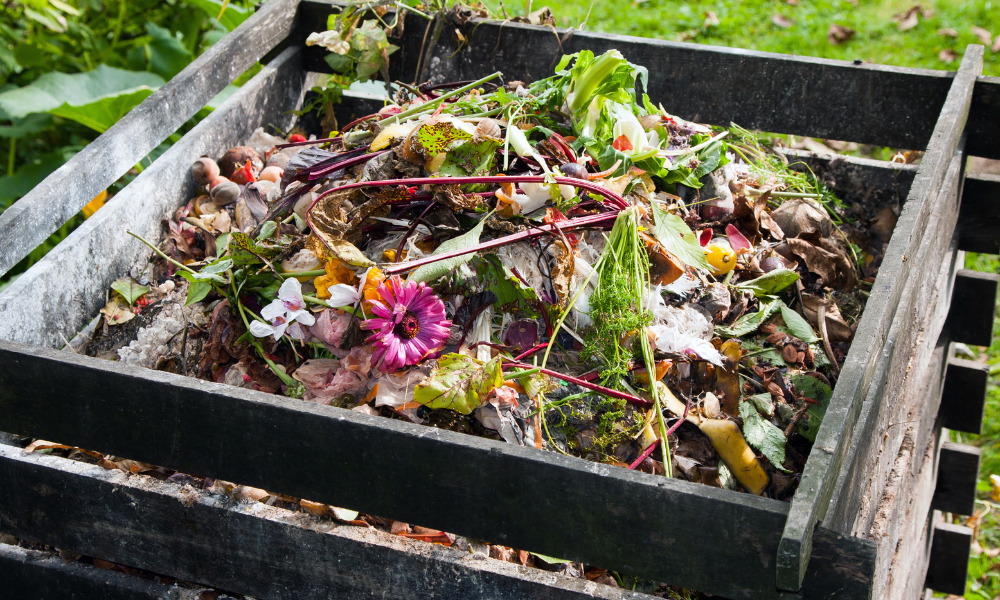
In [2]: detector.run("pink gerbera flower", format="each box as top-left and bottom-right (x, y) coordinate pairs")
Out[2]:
(363, 275), (451, 373)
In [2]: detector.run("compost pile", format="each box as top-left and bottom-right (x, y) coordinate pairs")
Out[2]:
(85, 49), (891, 501)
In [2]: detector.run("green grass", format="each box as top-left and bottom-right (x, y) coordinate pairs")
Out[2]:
(494, 0), (1000, 76)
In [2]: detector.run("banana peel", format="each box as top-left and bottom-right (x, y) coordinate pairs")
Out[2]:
(698, 418), (769, 495)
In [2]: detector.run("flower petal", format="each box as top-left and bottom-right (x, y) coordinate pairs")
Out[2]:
(326, 283), (360, 307)
(249, 321), (276, 338)
(260, 299), (285, 322)
(278, 277), (304, 303)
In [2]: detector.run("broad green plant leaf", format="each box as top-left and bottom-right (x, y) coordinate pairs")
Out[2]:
(716, 296), (782, 337)
(412, 353), (503, 414)
(111, 277), (149, 306)
(128, 22), (192, 79)
(184, 0), (252, 31)
(49, 87), (154, 133)
(789, 373), (833, 442)
(440, 138), (501, 177)
(407, 214), (489, 283)
(0, 64), (163, 120)
(779, 303), (820, 343)
(736, 268), (800, 297)
(746, 392), (774, 417)
(416, 120), (473, 157)
(739, 400), (788, 472)
(475, 255), (539, 316)
(183, 278), (212, 306)
(650, 200), (710, 271)
(0, 113), (55, 138)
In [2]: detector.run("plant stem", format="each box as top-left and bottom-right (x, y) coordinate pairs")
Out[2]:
(376, 71), (503, 126)
(503, 361), (652, 408)
(127, 230), (197, 274)
(278, 269), (326, 278)
(7, 138), (15, 177)
(745, 187), (822, 199)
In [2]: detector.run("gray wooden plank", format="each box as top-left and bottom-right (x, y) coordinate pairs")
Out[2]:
(957, 173), (1000, 254)
(939, 357), (991, 434)
(0, 340), (876, 600)
(0, 0), (300, 277)
(0, 542), (182, 600)
(932, 442), (982, 516)
(0, 47), (308, 349)
(947, 269), (999, 347)
(924, 522), (973, 596)
(299, 1), (1000, 158)
(0, 447), (656, 600)
(776, 46), (984, 592)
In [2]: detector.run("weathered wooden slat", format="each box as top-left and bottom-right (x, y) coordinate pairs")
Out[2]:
(946, 269), (999, 347)
(924, 521), (973, 595)
(939, 357), (991, 434)
(0, 447), (656, 600)
(932, 442), (982, 516)
(0, 47), (308, 349)
(0, 0), (300, 278)
(0, 542), (180, 600)
(776, 46), (983, 592)
(957, 173), (1000, 254)
(297, 1), (1000, 159)
(823, 150), (963, 537)
(0, 340), (876, 600)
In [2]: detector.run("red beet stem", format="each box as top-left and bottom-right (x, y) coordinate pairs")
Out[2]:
(274, 136), (343, 150)
(502, 361), (652, 408)
(513, 343), (549, 361)
(628, 439), (660, 470)
(380, 212), (616, 276)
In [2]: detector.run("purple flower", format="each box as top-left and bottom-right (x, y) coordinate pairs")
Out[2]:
(363, 275), (451, 373)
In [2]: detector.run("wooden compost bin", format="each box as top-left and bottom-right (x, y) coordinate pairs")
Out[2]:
(2, 1), (1000, 598)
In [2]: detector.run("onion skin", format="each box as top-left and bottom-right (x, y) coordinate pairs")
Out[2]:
(558, 162), (589, 180)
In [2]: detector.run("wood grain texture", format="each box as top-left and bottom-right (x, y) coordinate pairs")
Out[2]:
(0, 0), (300, 277)
(925, 522), (973, 595)
(0, 340), (875, 600)
(0, 47), (307, 349)
(0, 447), (658, 600)
(957, 173), (1000, 254)
(0, 543), (180, 600)
(947, 269), (999, 347)
(932, 442), (982, 516)
(776, 45), (983, 591)
(297, 1), (1000, 158)
(939, 358), (991, 434)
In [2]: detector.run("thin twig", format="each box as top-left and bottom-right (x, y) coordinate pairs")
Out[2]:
(817, 303), (840, 374)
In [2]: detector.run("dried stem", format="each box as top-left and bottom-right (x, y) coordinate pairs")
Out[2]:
(817, 303), (840, 374)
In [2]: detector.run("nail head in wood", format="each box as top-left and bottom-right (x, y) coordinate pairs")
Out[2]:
(939, 357), (990, 434)
(925, 522), (973, 596)
(947, 269), (998, 347)
(932, 442), (982, 516)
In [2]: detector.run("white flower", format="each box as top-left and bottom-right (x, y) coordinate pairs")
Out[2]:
(611, 102), (648, 156)
(325, 283), (360, 308)
(519, 181), (575, 215)
(249, 278), (316, 341)
(305, 30), (350, 55)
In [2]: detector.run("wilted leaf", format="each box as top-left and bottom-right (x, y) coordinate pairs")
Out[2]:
(894, 6), (921, 31)
(0, 64), (163, 120)
(771, 14), (793, 28)
(736, 268), (799, 297)
(704, 11), (720, 27)
(971, 25), (994, 45)
(779, 303), (820, 343)
(828, 23), (856, 44)
(416, 120), (474, 157)
(747, 392), (774, 417)
(939, 48), (959, 63)
(327, 239), (375, 267)
(739, 400), (788, 471)
(408, 214), (488, 283)
(477, 255), (539, 316)
(789, 374), (832, 442)
(100, 296), (135, 325)
(938, 27), (959, 37)
(439, 138), (501, 177)
(716, 297), (782, 337)
(413, 353), (503, 414)
(111, 278), (149, 306)
(651, 200), (710, 271)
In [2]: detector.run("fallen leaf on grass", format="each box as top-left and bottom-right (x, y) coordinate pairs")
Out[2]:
(894, 6), (921, 31)
(704, 11), (720, 27)
(937, 28), (958, 38)
(828, 24), (855, 44)
(994, 35), (1000, 52)
(971, 26), (994, 46)
(940, 48), (959, 63)
(771, 14), (794, 28)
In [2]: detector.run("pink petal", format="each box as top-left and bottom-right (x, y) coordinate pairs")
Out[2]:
(698, 229), (712, 247)
(725, 224), (752, 252)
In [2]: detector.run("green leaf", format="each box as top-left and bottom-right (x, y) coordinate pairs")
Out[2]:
(49, 87), (154, 133)
(716, 297), (782, 337)
(779, 303), (820, 343)
(184, 278), (212, 306)
(788, 374), (833, 442)
(201, 258), (233, 275)
(142, 22), (193, 79)
(351, 20), (398, 81)
(475, 255), (539, 316)
(111, 277), (149, 306)
(0, 113), (56, 138)
(736, 268), (800, 297)
(412, 353), (503, 415)
(440, 138), (501, 177)
(746, 392), (774, 417)
(739, 400), (788, 472)
(324, 52), (353, 74)
(407, 214), (488, 283)
(0, 64), (163, 120)
(650, 200), (710, 271)
(415, 120), (473, 157)
(531, 553), (572, 565)
(184, 0), (252, 31)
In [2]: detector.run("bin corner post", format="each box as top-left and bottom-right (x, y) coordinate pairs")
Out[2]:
(775, 44), (985, 593)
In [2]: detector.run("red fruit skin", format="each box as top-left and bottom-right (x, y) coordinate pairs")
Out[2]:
(230, 161), (258, 185)
(288, 134), (307, 143)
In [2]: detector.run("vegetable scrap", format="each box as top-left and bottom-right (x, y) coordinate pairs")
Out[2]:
(80, 48), (894, 504)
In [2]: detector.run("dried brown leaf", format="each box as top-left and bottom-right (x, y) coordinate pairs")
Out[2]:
(994, 35), (1000, 52)
(771, 14), (794, 28)
(828, 23), (856, 44)
(940, 48), (959, 63)
(801, 295), (854, 343)
(937, 27), (958, 37)
(704, 11), (720, 27)
(895, 6), (920, 31)
(100, 296), (136, 326)
(972, 25), (994, 45)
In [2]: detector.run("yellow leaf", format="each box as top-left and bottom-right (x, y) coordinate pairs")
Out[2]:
(82, 190), (108, 219)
